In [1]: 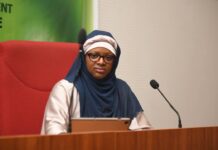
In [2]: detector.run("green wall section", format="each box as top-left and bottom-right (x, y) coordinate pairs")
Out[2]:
(0, 0), (93, 42)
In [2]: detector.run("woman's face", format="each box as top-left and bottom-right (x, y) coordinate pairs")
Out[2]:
(85, 47), (115, 80)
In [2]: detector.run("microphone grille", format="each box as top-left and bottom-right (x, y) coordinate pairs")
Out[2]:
(150, 79), (159, 89)
(78, 28), (87, 45)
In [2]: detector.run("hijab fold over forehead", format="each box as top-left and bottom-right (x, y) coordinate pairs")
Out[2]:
(83, 35), (118, 55)
(65, 30), (142, 119)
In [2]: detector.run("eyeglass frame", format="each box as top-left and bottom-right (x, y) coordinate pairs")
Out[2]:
(86, 53), (115, 64)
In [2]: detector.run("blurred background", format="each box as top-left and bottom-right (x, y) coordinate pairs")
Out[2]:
(0, 0), (94, 42)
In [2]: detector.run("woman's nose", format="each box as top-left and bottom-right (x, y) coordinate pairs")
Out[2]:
(97, 57), (105, 64)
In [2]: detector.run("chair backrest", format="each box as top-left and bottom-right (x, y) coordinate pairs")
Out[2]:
(0, 40), (79, 136)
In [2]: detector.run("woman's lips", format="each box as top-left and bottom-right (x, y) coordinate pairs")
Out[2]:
(94, 67), (105, 73)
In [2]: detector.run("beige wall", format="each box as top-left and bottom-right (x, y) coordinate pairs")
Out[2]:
(98, 0), (218, 128)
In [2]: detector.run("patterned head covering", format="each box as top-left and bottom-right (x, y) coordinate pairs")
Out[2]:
(83, 34), (118, 55)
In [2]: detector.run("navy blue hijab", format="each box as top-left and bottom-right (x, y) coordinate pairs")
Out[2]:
(65, 30), (143, 119)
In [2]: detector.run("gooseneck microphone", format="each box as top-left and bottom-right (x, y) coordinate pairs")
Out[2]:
(150, 79), (182, 128)
(68, 28), (87, 133)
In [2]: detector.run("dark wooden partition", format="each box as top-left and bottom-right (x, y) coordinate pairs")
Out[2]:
(0, 126), (217, 150)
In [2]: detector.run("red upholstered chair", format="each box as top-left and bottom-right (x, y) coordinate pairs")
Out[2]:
(0, 40), (79, 136)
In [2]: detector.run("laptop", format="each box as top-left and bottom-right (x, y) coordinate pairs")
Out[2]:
(71, 118), (130, 132)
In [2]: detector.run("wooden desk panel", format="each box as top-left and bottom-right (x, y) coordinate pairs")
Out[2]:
(0, 126), (217, 150)
(116, 126), (218, 150)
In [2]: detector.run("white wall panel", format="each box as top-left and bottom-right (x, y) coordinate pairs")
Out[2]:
(98, 0), (218, 128)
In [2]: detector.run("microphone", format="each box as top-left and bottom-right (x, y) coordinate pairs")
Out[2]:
(150, 79), (182, 128)
(68, 29), (87, 132)
(77, 28), (87, 47)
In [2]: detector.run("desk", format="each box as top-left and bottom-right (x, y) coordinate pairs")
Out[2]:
(0, 126), (217, 150)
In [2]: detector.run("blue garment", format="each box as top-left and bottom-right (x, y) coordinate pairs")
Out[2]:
(65, 30), (143, 119)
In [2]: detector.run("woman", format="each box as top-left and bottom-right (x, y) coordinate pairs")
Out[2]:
(41, 30), (151, 134)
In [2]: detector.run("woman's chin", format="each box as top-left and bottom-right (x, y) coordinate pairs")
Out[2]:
(93, 73), (107, 80)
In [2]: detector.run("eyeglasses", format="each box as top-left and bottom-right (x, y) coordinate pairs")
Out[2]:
(86, 53), (115, 64)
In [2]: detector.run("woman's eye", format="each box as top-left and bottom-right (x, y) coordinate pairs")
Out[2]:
(105, 55), (114, 61)
(90, 54), (99, 59)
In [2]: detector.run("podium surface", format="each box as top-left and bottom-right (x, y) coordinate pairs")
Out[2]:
(0, 126), (217, 150)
